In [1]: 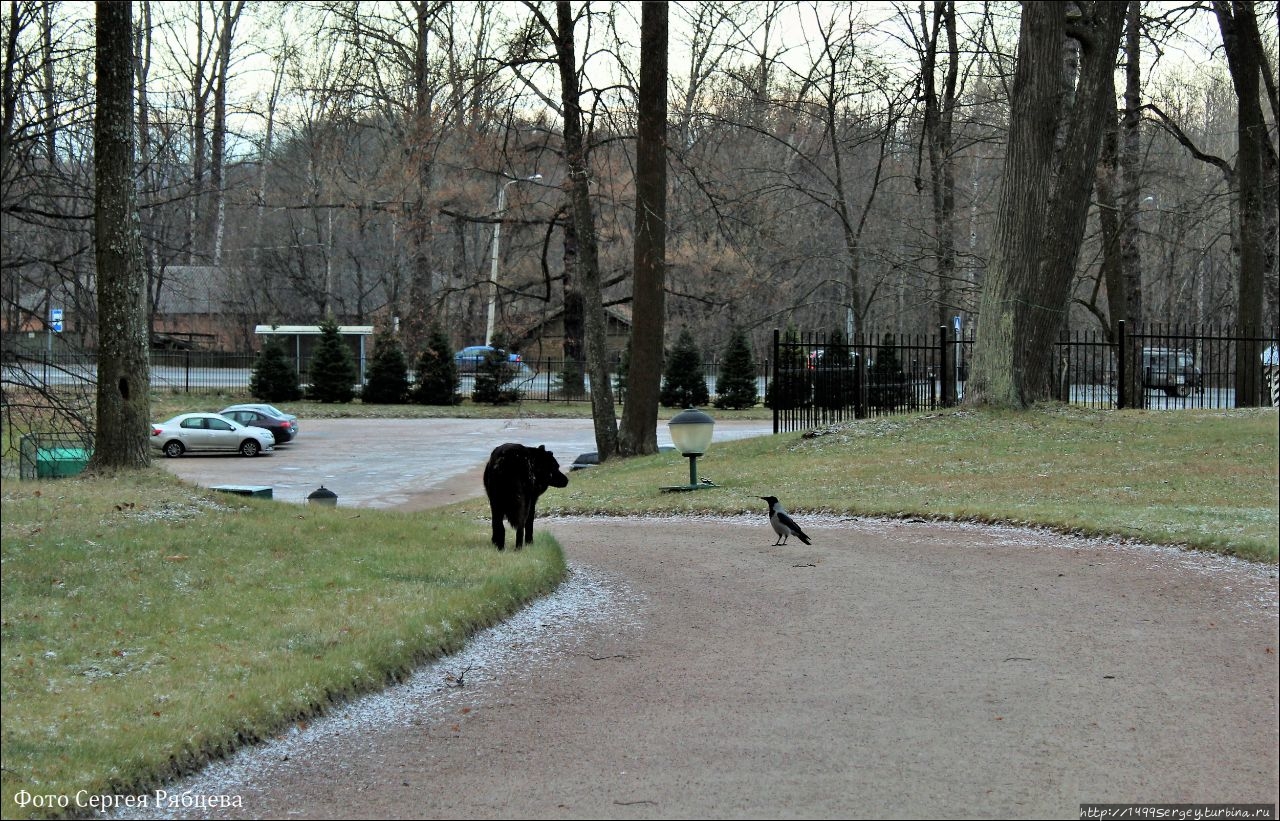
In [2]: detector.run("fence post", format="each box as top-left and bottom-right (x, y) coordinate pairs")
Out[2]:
(939, 325), (951, 407)
(1117, 320), (1127, 410)
(771, 328), (779, 435)
(854, 335), (866, 419)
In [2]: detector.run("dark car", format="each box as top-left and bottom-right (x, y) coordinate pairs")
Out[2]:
(454, 345), (530, 375)
(220, 407), (295, 444)
(220, 403), (299, 440)
(1141, 347), (1202, 397)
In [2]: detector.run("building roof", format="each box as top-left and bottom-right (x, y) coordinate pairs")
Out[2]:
(254, 325), (374, 335)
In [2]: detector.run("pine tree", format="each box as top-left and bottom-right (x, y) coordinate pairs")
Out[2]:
(555, 356), (586, 400)
(659, 329), (710, 408)
(306, 316), (357, 403)
(867, 335), (907, 410)
(362, 322), (410, 404)
(250, 333), (302, 402)
(814, 327), (855, 409)
(411, 325), (461, 405)
(765, 323), (810, 409)
(714, 325), (758, 409)
(473, 333), (520, 405)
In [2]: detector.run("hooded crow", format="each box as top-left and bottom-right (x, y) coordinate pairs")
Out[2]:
(758, 496), (812, 545)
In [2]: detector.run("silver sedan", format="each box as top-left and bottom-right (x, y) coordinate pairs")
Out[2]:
(150, 412), (275, 458)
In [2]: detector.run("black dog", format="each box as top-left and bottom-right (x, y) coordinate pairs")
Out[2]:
(483, 443), (569, 550)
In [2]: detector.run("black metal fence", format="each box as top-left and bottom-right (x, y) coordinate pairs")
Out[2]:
(0, 350), (758, 403)
(3, 322), (1276, 425)
(772, 323), (1279, 432)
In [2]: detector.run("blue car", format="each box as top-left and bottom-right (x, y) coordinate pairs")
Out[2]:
(454, 346), (526, 374)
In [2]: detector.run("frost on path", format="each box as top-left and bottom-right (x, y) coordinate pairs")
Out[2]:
(108, 562), (644, 819)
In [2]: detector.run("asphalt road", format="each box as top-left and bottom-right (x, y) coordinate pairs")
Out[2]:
(155, 417), (776, 508)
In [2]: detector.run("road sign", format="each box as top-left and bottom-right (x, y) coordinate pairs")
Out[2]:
(50, 308), (63, 333)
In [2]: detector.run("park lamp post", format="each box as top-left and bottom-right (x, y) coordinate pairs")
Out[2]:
(485, 173), (543, 347)
(662, 407), (718, 492)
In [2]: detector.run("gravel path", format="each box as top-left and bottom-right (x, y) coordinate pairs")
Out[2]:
(118, 509), (1278, 819)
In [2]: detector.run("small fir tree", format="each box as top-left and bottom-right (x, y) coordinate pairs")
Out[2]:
(555, 356), (586, 400)
(659, 329), (710, 408)
(814, 327), (856, 409)
(362, 322), (410, 404)
(765, 322), (810, 409)
(867, 335), (908, 410)
(713, 325), (758, 409)
(250, 333), (302, 402)
(473, 333), (520, 405)
(411, 325), (461, 405)
(306, 316), (358, 403)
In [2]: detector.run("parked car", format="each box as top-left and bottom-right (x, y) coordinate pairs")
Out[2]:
(220, 403), (299, 439)
(1141, 347), (1202, 397)
(220, 407), (294, 444)
(454, 345), (529, 375)
(151, 413), (274, 458)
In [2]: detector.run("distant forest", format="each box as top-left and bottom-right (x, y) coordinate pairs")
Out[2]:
(2, 1), (1276, 360)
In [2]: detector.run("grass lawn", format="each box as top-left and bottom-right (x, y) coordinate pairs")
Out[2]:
(1, 401), (1275, 818)
(1, 471), (564, 819)
(520, 406), (1279, 563)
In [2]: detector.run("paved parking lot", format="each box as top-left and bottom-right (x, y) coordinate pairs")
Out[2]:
(156, 417), (774, 508)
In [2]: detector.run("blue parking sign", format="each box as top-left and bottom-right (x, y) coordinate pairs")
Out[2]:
(50, 308), (63, 333)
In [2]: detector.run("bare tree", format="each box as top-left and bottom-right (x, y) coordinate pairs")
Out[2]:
(909, 0), (961, 332)
(966, 1), (1125, 408)
(210, 0), (245, 267)
(1212, 0), (1276, 407)
(90, 0), (150, 470)
(532, 0), (618, 459)
(619, 0), (667, 456)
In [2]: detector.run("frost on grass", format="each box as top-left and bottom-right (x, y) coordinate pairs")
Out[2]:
(108, 495), (243, 526)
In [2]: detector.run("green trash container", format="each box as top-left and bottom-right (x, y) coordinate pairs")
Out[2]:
(36, 447), (90, 478)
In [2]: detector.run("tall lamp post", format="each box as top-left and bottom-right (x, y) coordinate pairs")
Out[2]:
(486, 173), (542, 346)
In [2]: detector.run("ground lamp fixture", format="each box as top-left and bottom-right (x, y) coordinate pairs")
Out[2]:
(307, 485), (337, 507)
(662, 408), (718, 492)
(485, 173), (543, 347)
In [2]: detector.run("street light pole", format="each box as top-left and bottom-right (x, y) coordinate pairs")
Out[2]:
(486, 173), (542, 347)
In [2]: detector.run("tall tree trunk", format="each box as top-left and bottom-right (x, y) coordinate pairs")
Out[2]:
(561, 205), (586, 396)
(188, 9), (208, 264)
(1097, 112), (1145, 408)
(554, 0), (617, 459)
(40, 0), (55, 163)
(404, 0), (436, 354)
(619, 1), (667, 457)
(91, 0), (150, 471)
(210, 1), (243, 268)
(919, 0), (959, 332)
(966, 2), (1125, 408)
(253, 40), (287, 272)
(1213, 0), (1270, 407)
(1119, 0), (1144, 325)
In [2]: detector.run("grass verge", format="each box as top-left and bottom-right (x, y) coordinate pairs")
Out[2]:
(519, 406), (1279, 564)
(0, 470), (565, 819)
